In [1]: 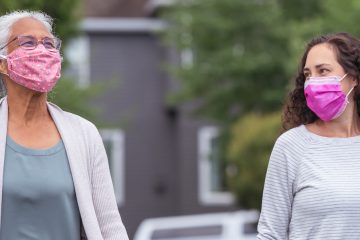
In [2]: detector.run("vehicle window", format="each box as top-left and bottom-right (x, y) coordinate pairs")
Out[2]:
(151, 225), (222, 239)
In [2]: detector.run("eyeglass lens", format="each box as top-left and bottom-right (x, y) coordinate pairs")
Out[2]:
(17, 36), (60, 50)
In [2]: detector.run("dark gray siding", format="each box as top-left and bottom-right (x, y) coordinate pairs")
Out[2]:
(87, 32), (235, 238)
(89, 33), (179, 236)
(85, 0), (149, 17)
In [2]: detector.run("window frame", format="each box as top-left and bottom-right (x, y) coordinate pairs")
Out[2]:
(197, 126), (235, 206)
(64, 35), (91, 88)
(99, 128), (126, 206)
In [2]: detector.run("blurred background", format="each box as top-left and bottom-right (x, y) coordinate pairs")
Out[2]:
(1, 0), (360, 239)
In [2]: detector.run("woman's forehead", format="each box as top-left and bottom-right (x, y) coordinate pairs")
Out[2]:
(9, 17), (52, 39)
(305, 43), (339, 69)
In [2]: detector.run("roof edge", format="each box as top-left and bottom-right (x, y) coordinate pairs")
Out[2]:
(81, 17), (167, 33)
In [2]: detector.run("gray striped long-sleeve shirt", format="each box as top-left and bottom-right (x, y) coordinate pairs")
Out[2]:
(257, 124), (360, 240)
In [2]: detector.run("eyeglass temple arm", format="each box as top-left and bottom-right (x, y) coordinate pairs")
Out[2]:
(0, 37), (17, 51)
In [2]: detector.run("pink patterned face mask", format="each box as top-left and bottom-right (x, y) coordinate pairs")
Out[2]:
(304, 74), (354, 121)
(0, 44), (61, 92)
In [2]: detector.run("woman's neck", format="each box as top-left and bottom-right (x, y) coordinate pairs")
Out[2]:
(7, 90), (49, 126)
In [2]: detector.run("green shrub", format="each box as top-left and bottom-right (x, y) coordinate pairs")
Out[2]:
(227, 112), (281, 209)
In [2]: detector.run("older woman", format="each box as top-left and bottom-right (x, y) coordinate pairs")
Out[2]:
(0, 10), (129, 240)
(257, 32), (360, 239)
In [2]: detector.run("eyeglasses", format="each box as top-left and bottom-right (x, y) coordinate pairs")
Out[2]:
(0, 35), (62, 52)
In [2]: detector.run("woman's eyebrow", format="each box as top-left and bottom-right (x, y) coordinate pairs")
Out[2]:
(314, 63), (332, 69)
(303, 63), (332, 72)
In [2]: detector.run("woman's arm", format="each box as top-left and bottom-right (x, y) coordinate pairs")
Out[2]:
(257, 137), (295, 240)
(90, 127), (129, 240)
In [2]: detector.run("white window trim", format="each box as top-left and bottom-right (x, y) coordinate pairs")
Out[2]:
(100, 129), (126, 206)
(77, 36), (90, 88)
(198, 126), (235, 206)
(64, 35), (91, 88)
(180, 48), (194, 68)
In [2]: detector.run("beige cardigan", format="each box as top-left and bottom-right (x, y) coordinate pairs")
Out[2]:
(0, 97), (129, 240)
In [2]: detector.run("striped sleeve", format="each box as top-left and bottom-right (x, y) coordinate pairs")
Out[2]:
(257, 131), (301, 240)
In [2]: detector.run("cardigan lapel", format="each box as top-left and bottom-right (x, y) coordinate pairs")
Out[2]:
(0, 97), (8, 225)
(47, 103), (102, 239)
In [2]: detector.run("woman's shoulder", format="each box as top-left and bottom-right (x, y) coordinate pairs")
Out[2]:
(274, 125), (310, 150)
(268, 125), (310, 170)
(47, 102), (98, 134)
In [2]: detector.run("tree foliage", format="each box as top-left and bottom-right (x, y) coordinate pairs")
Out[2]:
(164, 0), (289, 122)
(163, 0), (360, 121)
(49, 78), (103, 122)
(163, 0), (360, 208)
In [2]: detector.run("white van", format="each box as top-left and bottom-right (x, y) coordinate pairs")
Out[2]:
(133, 210), (259, 240)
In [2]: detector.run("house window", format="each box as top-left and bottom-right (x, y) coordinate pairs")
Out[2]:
(64, 35), (90, 87)
(198, 126), (235, 205)
(180, 48), (194, 68)
(100, 129), (125, 206)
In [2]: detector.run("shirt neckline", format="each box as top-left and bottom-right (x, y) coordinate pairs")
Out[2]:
(300, 124), (360, 144)
(6, 136), (63, 156)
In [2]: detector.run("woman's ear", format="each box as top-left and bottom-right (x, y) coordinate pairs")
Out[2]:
(0, 59), (8, 76)
(355, 76), (360, 87)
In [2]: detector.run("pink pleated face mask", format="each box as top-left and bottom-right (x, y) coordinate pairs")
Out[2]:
(304, 74), (354, 121)
(0, 44), (61, 93)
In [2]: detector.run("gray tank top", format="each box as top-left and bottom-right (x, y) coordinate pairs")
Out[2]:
(0, 136), (81, 240)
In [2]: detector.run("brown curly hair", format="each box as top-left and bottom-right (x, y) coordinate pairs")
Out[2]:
(282, 32), (360, 130)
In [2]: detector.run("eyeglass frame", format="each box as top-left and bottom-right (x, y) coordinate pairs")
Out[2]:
(0, 35), (62, 52)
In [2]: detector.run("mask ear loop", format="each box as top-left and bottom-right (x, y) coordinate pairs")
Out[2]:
(341, 73), (357, 103)
(339, 73), (348, 81)
(346, 86), (355, 104)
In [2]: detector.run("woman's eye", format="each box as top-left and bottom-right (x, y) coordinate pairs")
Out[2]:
(44, 42), (55, 48)
(43, 39), (56, 49)
(20, 40), (35, 47)
(319, 68), (329, 74)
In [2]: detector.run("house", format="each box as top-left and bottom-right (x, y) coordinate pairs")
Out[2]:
(66, 0), (237, 237)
